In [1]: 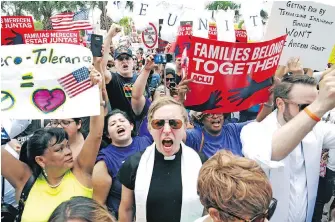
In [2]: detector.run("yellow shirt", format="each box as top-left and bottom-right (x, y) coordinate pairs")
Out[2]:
(21, 170), (92, 222)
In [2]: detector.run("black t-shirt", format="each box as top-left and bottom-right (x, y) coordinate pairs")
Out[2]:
(106, 72), (138, 116)
(118, 147), (207, 222)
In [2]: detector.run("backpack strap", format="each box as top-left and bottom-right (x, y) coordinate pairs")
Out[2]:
(15, 174), (35, 222)
(199, 131), (204, 153)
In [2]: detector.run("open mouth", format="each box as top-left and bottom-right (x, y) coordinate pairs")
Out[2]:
(117, 128), (126, 135)
(162, 138), (173, 147)
(122, 64), (129, 69)
(211, 120), (221, 127)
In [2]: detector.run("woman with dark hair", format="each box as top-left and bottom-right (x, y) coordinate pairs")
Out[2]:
(48, 196), (115, 222)
(92, 109), (152, 219)
(1, 67), (106, 222)
(49, 118), (88, 160)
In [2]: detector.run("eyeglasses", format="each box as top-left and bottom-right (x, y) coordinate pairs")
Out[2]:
(205, 113), (223, 118)
(50, 120), (75, 128)
(151, 119), (183, 130)
(117, 55), (131, 61)
(282, 98), (309, 111)
(209, 198), (277, 222)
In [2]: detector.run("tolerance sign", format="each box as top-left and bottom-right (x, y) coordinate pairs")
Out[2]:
(1, 43), (100, 119)
(142, 22), (158, 49)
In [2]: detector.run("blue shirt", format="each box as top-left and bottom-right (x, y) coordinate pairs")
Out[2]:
(96, 136), (153, 218)
(185, 122), (250, 158)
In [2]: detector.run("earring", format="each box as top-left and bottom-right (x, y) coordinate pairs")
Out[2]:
(43, 168), (48, 178)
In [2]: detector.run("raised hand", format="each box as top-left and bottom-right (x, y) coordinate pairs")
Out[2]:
(89, 66), (103, 89)
(287, 57), (304, 75)
(144, 55), (155, 71)
(107, 23), (122, 38)
(5, 29), (24, 45)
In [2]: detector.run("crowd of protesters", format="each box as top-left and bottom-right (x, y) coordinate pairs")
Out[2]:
(1, 22), (335, 222)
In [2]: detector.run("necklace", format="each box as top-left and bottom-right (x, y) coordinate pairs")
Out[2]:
(45, 174), (65, 188)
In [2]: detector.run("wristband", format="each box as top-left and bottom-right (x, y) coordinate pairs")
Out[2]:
(263, 103), (273, 108)
(304, 107), (321, 122)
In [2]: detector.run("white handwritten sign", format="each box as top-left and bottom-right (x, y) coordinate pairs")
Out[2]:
(265, 1), (335, 70)
(1, 44), (100, 119)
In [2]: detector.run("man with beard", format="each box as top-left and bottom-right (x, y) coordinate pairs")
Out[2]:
(240, 72), (335, 222)
(183, 112), (250, 158)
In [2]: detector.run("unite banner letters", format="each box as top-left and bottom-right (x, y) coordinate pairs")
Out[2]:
(184, 35), (287, 113)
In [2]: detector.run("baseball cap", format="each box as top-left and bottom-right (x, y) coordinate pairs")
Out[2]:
(114, 46), (133, 59)
(165, 68), (176, 76)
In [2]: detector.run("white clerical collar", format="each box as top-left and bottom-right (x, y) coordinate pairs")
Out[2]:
(164, 155), (176, 160)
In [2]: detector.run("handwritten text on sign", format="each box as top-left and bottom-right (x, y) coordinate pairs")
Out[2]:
(184, 35), (287, 113)
(1, 44), (99, 119)
(265, 1), (335, 70)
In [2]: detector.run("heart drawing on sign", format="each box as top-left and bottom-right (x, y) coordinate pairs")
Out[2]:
(32, 89), (66, 113)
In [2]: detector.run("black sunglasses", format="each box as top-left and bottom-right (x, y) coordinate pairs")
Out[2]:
(165, 77), (175, 81)
(209, 198), (277, 222)
(282, 99), (309, 111)
(117, 55), (131, 61)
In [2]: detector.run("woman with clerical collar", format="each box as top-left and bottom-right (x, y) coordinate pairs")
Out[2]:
(118, 96), (207, 222)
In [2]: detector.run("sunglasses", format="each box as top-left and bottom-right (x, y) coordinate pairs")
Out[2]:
(117, 55), (131, 61)
(166, 77), (175, 82)
(210, 198), (277, 222)
(282, 98), (309, 111)
(151, 119), (183, 130)
(205, 113), (223, 118)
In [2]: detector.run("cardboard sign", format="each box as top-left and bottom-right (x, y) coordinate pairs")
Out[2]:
(1, 44), (100, 119)
(235, 30), (248, 43)
(23, 31), (80, 45)
(265, 1), (335, 70)
(142, 22), (158, 49)
(1, 16), (35, 45)
(184, 35), (287, 113)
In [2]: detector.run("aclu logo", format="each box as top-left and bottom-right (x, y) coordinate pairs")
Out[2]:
(191, 73), (214, 85)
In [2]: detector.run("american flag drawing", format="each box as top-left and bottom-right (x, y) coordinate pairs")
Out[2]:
(50, 9), (93, 31)
(58, 67), (92, 98)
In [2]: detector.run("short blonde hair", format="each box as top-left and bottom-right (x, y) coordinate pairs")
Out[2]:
(198, 151), (272, 221)
(147, 96), (189, 129)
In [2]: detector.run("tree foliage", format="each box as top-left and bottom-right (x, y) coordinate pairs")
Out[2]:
(206, 1), (269, 22)
(2, 1), (86, 29)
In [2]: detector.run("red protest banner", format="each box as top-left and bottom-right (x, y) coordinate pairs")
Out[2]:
(1, 16), (34, 45)
(23, 31), (80, 45)
(208, 22), (218, 40)
(169, 22), (193, 57)
(184, 35), (287, 113)
(235, 30), (248, 43)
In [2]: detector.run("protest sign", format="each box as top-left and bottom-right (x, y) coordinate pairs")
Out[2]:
(241, 1), (264, 42)
(1, 44), (100, 119)
(235, 30), (248, 42)
(329, 45), (335, 64)
(168, 21), (193, 57)
(265, 1), (335, 70)
(1, 16), (34, 45)
(208, 21), (218, 40)
(141, 22), (159, 49)
(216, 10), (236, 42)
(184, 35), (287, 113)
(23, 31), (80, 45)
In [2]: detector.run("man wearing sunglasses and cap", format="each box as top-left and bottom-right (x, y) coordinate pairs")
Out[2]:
(240, 72), (335, 222)
(101, 24), (149, 130)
